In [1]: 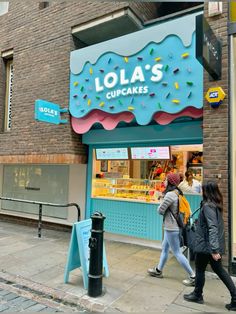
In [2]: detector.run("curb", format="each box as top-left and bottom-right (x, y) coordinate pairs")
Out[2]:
(0, 271), (106, 312)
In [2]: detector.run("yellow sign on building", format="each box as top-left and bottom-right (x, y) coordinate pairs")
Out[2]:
(205, 87), (226, 107)
(230, 2), (236, 22)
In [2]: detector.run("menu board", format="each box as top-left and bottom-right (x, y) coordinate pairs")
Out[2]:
(96, 148), (129, 160)
(131, 147), (170, 160)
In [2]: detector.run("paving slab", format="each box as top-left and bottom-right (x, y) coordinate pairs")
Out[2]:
(0, 221), (233, 313)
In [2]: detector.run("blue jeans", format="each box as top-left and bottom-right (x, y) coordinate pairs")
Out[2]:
(157, 230), (194, 276)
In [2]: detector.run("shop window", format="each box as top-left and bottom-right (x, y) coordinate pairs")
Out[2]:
(0, 2), (9, 16)
(39, 2), (49, 10)
(3, 58), (13, 132)
(91, 144), (203, 203)
(2, 165), (69, 219)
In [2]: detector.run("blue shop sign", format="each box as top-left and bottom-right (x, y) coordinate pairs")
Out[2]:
(35, 99), (68, 125)
(69, 12), (203, 134)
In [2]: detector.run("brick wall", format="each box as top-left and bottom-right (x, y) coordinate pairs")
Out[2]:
(0, 1), (157, 162)
(203, 2), (229, 255)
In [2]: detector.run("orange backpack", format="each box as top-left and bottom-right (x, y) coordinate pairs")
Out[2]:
(174, 191), (191, 225)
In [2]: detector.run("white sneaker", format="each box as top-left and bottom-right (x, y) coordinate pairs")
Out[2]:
(147, 267), (163, 278)
(183, 276), (195, 287)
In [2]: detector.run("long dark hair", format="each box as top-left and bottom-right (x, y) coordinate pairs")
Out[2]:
(164, 182), (183, 195)
(202, 181), (223, 212)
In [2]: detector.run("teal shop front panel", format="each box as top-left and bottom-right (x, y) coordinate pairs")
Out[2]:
(90, 198), (163, 241)
(90, 195), (202, 241)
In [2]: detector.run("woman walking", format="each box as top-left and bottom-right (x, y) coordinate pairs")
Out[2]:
(184, 181), (236, 311)
(148, 173), (195, 286)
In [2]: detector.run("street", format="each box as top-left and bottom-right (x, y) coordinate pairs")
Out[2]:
(0, 284), (87, 312)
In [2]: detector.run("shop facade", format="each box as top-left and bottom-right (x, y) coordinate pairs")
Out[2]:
(70, 12), (203, 241)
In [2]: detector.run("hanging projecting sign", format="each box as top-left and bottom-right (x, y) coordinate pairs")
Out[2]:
(196, 14), (222, 80)
(35, 99), (68, 125)
(205, 87), (226, 108)
(69, 13), (203, 134)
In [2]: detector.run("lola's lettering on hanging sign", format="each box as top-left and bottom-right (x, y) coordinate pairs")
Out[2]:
(95, 64), (164, 100)
(39, 107), (58, 117)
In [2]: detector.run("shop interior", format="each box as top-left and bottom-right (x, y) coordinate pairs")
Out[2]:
(91, 144), (203, 203)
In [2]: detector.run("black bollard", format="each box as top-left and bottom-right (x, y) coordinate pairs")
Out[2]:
(88, 211), (106, 297)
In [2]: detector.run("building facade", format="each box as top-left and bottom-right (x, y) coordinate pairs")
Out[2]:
(0, 2), (235, 273)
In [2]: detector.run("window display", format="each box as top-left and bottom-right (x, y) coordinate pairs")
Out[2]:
(92, 178), (163, 203)
(92, 144), (203, 203)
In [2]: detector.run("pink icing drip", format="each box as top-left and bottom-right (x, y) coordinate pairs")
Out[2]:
(71, 108), (203, 134)
(71, 109), (133, 134)
(153, 107), (203, 125)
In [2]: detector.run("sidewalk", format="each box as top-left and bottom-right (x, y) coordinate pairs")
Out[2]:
(0, 221), (233, 312)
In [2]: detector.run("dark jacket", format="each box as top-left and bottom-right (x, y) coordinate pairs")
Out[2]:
(194, 202), (225, 255)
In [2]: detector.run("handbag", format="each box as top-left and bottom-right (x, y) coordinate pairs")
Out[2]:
(184, 207), (201, 250)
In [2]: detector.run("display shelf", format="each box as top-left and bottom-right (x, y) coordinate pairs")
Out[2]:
(92, 177), (163, 203)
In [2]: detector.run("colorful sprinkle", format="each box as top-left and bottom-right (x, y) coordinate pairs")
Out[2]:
(182, 52), (189, 58)
(96, 96), (101, 100)
(155, 57), (161, 62)
(124, 57), (129, 63)
(168, 53), (173, 59)
(80, 109), (85, 113)
(187, 92), (192, 98)
(175, 82), (179, 89)
(73, 94), (78, 98)
(172, 99), (180, 104)
(166, 92), (170, 99)
(158, 103), (162, 109)
(108, 57), (112, 64)
(109, 105), (115, 109)
(149, 48), (154, 55)
(164, 65), (169, 72)
(118, 100), (123, 105)
(128, 106), (135, 111)
(162, 82), (168, 86)
(89, 68), (93, 75)
(137, 57), (143, 61)
(85, 78), (89, 82)
(130, 97), (134, 104)
(99, 69), (104, 73)
(87, 99), (91, 105)
(173, 68), (179, 74)
(99, 102), (105, 107)
(73, 82), (79, 87)
(83, 94), (87, 99)
(114, 65), (119, 70)
(149, 93), (155, 97)
(80, 86), (84, 92)
(187, 81), (193, 86)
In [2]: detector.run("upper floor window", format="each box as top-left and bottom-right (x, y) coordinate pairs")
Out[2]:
(4, 58), (13, 131)
(0, 2), (9, 16)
